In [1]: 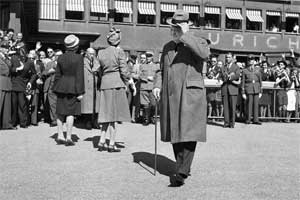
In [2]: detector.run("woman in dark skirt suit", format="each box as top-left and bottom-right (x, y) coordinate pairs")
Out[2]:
(97, 27), (136, 152)
(52, 35), (84, 145)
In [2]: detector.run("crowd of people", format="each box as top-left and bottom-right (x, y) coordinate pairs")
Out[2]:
(1, 28), (300, 134)
(205, 50), (300, 126)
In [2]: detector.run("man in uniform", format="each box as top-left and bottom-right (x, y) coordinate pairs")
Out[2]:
(139, 51), (159, 126)
(220, 52), (241, 128)
(241, 56), (262, 125)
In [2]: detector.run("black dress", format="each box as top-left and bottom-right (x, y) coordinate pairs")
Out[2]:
(52, 51), (85, 116)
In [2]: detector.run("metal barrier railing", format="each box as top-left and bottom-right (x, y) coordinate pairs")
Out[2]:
(205, 81), (300, 121)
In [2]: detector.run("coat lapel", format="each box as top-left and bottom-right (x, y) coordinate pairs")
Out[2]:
(167, 41), (177, 65)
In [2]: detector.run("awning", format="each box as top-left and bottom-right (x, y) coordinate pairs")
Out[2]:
(66, 0), (84, 12)
(40, 0), (59, 20)
(226, 8), (243, 20)
(246, 10), (264, 22)
(266, 11), (281, 16)
(91, 0), (108, 13)
(285, 12), (299, 18)
(138, 1), (156, 15)
(205, 7), (221, 15)
(115, 0), (132, 14)
(183, 4), (200, 14)
(161, 3), (177, 12)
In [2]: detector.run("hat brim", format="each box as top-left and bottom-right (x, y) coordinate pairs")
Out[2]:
(166, 18), (193, 26)
(65, 37), (80, 49)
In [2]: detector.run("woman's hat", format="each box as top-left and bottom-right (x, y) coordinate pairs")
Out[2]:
(64, 34), (79, 49)
(166, 9), (193, 26)
(145, 51), (154, 57)
(107, 27), (121, 46)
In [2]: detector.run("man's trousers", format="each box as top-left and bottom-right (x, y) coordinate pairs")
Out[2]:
(172, 142), (197, 178)
(12, 91), (28, 126)
(223, 95), (237, 126)
(246, 93), (259, 122)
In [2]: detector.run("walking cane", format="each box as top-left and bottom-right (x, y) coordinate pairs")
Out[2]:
(154, 99), (158, 176)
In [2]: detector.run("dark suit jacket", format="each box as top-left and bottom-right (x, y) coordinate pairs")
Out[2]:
(220, 62), (241, 96)
(52, 51), (85, 95)
(11, 55), (37, 92)
(241, 66), (262, 95)
(43, 60), (56, 93)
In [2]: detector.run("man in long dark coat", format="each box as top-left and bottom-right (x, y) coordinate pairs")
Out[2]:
(153, 10), (210, 187)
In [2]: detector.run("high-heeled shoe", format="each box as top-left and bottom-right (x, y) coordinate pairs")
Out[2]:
(55, 138), (66, 145)
(65, 139), (75, 146)
(98, 143), (108, 151)
(107, 145), (121, 153)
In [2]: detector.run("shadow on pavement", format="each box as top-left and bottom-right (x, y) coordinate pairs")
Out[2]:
(132, 152), (176, 176)
(50, 132), (80, 142)
(84, 136), (125, 149)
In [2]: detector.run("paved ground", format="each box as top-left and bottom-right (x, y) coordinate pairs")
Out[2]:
(0, 121), (299, 200)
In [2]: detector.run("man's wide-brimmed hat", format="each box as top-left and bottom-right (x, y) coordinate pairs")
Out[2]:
(166, 9), (193, 26)
(64, 34), (79, 49)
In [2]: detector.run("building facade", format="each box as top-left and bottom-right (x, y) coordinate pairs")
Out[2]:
(1, 0), (300, 61)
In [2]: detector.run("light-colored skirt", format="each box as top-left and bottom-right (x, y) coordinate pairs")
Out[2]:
(287, 89), (296, 111)
(97, 88), (131, 123)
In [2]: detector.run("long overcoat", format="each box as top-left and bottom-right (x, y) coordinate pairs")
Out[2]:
(81, 56), (100, 114)
(154, 32), (210, 143)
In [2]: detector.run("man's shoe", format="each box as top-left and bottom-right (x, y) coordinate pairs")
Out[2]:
(143, 120), (150, 126)
(20, 125), (28, 128)
(50, 122), (57, 127)
(230, 123), (235, 128)
(245, 120), (251, 124)
(253, 121), (262, 125)
(223, 123), (230, 128)
(169, 174), (185, 187)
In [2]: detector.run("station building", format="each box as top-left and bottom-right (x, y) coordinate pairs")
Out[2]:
(0, 0), (300, 62)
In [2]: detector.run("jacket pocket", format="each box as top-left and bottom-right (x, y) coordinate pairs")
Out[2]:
(186, 80), (204, 89)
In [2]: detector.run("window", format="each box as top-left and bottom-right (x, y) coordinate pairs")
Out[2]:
(246, 10), (263, 31)
(266, 11), (281, 32)
(114, 0), (133, 23)
(160, 3), (177, 25)
(285, 13), (299, 33)
(40, 0), (59, 20)
(90, 0), (108, 21)
(225, 8), (243, 30)
(65, 0), (84, 20)
(204, 7), (221, 28)
(183, 4), (200, 27)
(138, 1), (156, 24)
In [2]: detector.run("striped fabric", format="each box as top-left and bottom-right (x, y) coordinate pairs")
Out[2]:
(226, 8), (243, 20)
(246, 10), (264, 22)
(138, 1), (156, 15)
(285, 12), (299, 18)
(160, 3), (177, 12)
(40, 0), (59, 20)
(205, 7), (221, 15)
(266, 11), (281, 16)
(115, 0), (133, 14)
(183, 4), (200, 14)
(91, 0), (108, 13)
(66, 0), (84, 12)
